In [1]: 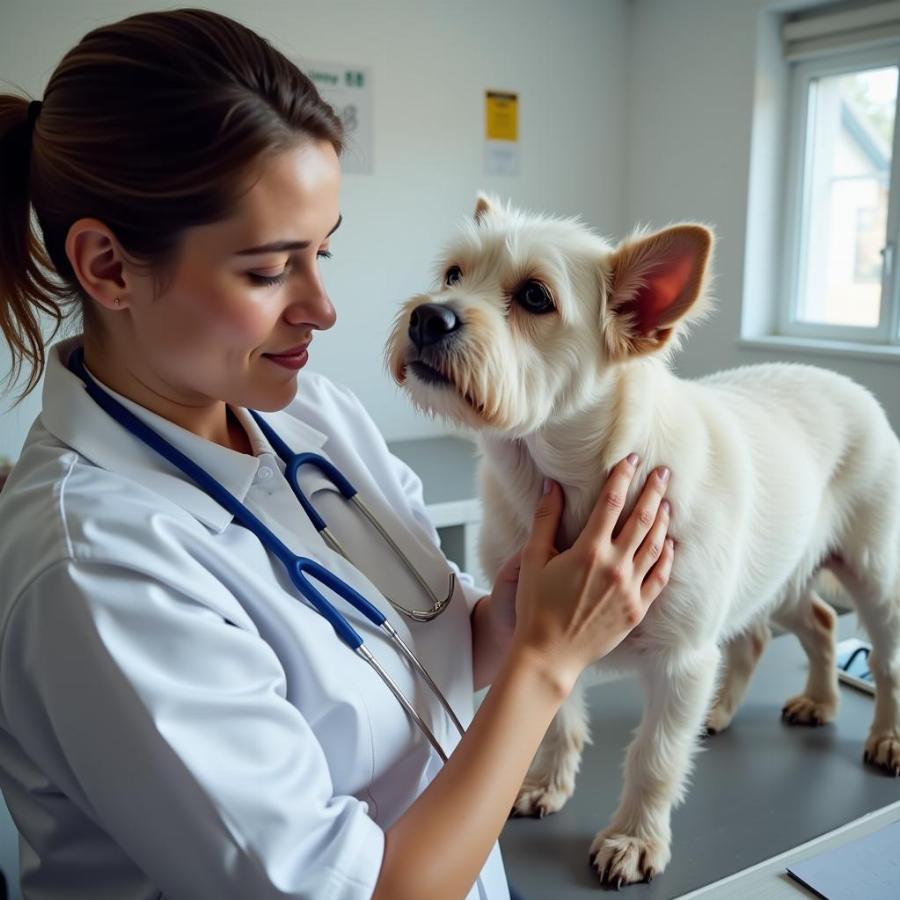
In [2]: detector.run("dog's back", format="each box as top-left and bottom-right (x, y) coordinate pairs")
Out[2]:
(701, 361), (900, 620)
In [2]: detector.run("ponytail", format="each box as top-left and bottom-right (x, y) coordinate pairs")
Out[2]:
(0, 95), (68, 399)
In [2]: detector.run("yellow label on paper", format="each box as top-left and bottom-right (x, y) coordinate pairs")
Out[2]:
(485, 91), (518, 142)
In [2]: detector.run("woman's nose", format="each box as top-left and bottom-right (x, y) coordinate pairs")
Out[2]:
(284, 272), (336, 330)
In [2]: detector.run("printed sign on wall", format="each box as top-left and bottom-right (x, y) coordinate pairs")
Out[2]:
(300, 59), (374, 175)
(485, 90), (519, 176)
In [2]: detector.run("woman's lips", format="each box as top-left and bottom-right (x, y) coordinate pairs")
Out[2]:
(263, 343), (310, 370)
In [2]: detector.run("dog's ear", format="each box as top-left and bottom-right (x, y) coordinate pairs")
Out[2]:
(474, 192), (499, 225)
(604, 224), (713, 358)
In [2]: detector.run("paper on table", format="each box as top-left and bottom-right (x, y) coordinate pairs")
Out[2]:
(836, 637), (875, 695)
(786, 820), (900, 900)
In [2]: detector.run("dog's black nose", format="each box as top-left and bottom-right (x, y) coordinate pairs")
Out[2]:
(408, 303), (461, 350)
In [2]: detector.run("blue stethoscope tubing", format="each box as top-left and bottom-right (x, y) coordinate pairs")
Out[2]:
(246, 409), (457, 624)
(66, 348), (464, 761)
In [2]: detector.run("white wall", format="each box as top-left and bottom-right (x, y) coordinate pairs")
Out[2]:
(3, 0), (898, 450)
(625, 0), (900, 432)
(0, 0), (630, 461)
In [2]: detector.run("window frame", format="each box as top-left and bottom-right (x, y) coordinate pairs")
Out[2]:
(780, 42), (900, 346)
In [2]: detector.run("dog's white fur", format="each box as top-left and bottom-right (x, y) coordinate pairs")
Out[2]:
(385, 195), (900, 885)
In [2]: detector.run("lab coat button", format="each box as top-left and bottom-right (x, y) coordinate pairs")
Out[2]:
(257, 466), (274, 482)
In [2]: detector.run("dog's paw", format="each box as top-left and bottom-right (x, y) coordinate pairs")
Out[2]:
(864, 732), (900, 776)
(510, 779), (573, 818)
(703, 703), (734, 736)
(588, 829), (670, 887)
(781, 694), (837, 727)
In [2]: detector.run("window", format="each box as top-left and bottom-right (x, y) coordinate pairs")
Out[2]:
(781, 14), (900, 346)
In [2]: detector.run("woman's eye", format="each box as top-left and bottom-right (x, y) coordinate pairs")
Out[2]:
(515, 280), (554, 314)
(248, 270), (288, 287)
(248, 250), (331, 287)
(445, 265), (462, 287)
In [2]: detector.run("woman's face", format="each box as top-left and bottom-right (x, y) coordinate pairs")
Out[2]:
(118, 138), (342, 413)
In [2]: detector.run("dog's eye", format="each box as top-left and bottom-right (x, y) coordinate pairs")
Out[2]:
(515, 280), (554, 314)
(445, 266), (462, 287)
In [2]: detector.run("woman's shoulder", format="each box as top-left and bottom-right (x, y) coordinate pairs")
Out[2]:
(0, 420), (211, 608)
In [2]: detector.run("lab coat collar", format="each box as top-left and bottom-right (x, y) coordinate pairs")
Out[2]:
(41, 337), (328, 533)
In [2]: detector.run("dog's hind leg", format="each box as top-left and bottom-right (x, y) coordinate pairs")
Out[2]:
(832, 560), (900, 775)
(590, 644), (721, 885)
(512, 679), (589, 818)
(705, 618), (771, 735)
(772, 591), (840, 727)
(863, 618), (900, 775)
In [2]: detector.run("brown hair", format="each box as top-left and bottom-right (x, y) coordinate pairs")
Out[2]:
(0, 8), (343, 398)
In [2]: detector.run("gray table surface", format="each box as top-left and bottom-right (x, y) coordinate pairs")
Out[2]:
(500, 616), (900, 899)
(387, 436), (479, 506)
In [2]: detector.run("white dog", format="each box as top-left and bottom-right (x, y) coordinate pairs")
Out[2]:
(385, 195), (900, 886)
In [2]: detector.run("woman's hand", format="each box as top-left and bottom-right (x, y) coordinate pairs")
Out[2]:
(484, 551), (522, 638)
(376, 454), (674, 900)
(470, 552), (522, 690)
(470, 551), (529, 689)
(511, 455), (674, 696)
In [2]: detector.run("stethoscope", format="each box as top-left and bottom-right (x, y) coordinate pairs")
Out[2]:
(67, 347), (465, 762)
(246, 409), (457, 623)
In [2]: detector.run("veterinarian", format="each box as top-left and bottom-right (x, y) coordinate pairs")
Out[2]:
(0, 10), (674, 900)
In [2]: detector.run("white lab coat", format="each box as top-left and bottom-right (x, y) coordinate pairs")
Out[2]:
(0, 337), (509, 900)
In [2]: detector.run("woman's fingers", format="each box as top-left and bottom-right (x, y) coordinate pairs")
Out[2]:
(634, 499), (671, 580)
(574, 454), (639, 553)
(511, 463), (676, 685)
(640, 536), (674, 605)
(496, 550), (523, 585)
(616, 466), (670, 555)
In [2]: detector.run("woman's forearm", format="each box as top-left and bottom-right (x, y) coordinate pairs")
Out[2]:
(372, 645), (569, 900)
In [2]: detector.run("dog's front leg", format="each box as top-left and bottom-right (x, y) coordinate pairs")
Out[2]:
(590, 645), (721, 886)
(512, 678), (589, 817)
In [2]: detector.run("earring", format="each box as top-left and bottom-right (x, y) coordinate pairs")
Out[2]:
(114, 297), (121, 306)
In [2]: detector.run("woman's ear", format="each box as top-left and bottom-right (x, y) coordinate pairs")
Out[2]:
(604, 224), (713, 359)
(65, 218), (131, 311)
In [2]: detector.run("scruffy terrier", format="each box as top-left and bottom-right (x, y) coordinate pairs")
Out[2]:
(385, 194), (900, 886)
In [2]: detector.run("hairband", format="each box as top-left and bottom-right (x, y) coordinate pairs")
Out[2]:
(26, 99), (42, 131)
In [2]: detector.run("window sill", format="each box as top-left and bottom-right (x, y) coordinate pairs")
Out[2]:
(738, 335), (900, 364)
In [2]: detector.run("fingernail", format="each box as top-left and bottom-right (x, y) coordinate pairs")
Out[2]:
(665, 538), (674, 552)
(543, 477), (551, 495)
(658, 466), (670, 483)
(627, 453), (639, 467)
(661, 499), (670, 514)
